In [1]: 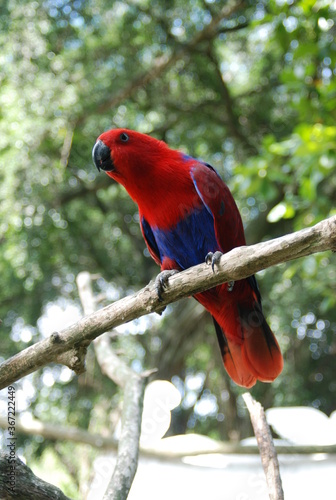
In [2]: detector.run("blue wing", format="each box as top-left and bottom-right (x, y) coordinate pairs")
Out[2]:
(140, 215), (161, 266)
(190, 162), (246, 252)
(151, 203), (219, 270)
(139, 158), (245, 272)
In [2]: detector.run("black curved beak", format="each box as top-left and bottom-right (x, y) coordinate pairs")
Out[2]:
(92, 140), (114, 172)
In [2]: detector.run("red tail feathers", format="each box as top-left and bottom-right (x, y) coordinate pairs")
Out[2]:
(197, 286), (283, 388)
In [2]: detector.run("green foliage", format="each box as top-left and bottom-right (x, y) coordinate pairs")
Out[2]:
(0, 0), (335, 493)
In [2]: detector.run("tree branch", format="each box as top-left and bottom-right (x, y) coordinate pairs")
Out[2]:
(76, 272), (149, 500)
(1, 416), (335, 459)
(102, 374), (145, 500)
(0, 216), (335, 390)
(243, 393), (284, 500)
(76, 272), (137, 388)
(0, 452), (71, 500)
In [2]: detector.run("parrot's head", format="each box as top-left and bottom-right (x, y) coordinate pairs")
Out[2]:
(92, 128), (193, 216)
(92, 128), (169, 182)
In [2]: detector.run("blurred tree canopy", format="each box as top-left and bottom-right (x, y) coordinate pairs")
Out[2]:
(0, 0), (336, 495)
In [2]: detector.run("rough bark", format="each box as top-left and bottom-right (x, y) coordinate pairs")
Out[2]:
(102, 375), (145, 500)
(0, 452), (71, 500)
(76, 272), (149, 500)
(243, 393), (284, 500)
(0, 215), (335, 390)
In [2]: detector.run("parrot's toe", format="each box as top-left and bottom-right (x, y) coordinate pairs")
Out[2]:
(205, 251), (223, 272)
(227, 281), (235, 292)
(155, 270), (179, 302)
(206, 252), (235, 291)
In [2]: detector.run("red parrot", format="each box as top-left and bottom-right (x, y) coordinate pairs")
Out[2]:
(92, 129), (283, 388)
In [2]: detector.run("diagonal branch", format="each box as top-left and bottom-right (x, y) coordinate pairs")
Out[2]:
(0, 215), (335, 390)
(102, 374), (145, 500)
(0, 452), (71, 500)
(76, 272), (150, 500)
(243, 393), (284, 500)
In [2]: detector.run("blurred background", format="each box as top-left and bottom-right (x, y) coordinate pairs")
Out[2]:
(0, 0), (336, 497)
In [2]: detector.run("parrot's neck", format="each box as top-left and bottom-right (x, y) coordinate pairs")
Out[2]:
(110, 155), (198, 228)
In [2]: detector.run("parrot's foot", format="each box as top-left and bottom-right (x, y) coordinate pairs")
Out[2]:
(227, 281), (234, 292)
(155, 270), (179, 302)
(206, 252), (235, 292)
(205, 251), (223, 272)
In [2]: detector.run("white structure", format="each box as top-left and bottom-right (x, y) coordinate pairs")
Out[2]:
(88, 382), (336, 500)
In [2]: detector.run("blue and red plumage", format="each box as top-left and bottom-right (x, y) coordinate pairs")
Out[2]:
(92, 129), (283, 388)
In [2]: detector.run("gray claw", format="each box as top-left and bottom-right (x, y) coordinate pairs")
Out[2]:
(205, 252), (214, 265)
(155, 270), (179, 302)
(227, 281), (235, 292)
(205, 251), (223, 272)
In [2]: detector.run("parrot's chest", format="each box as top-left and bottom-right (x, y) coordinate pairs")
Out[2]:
(152, 205), (219, 269)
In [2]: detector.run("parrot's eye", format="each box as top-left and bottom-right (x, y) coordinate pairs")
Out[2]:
(120, 132), (129, 142)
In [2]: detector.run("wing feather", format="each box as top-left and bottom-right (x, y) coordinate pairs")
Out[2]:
(190, 162), (246, 253)
(140, 214), (161, 266)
